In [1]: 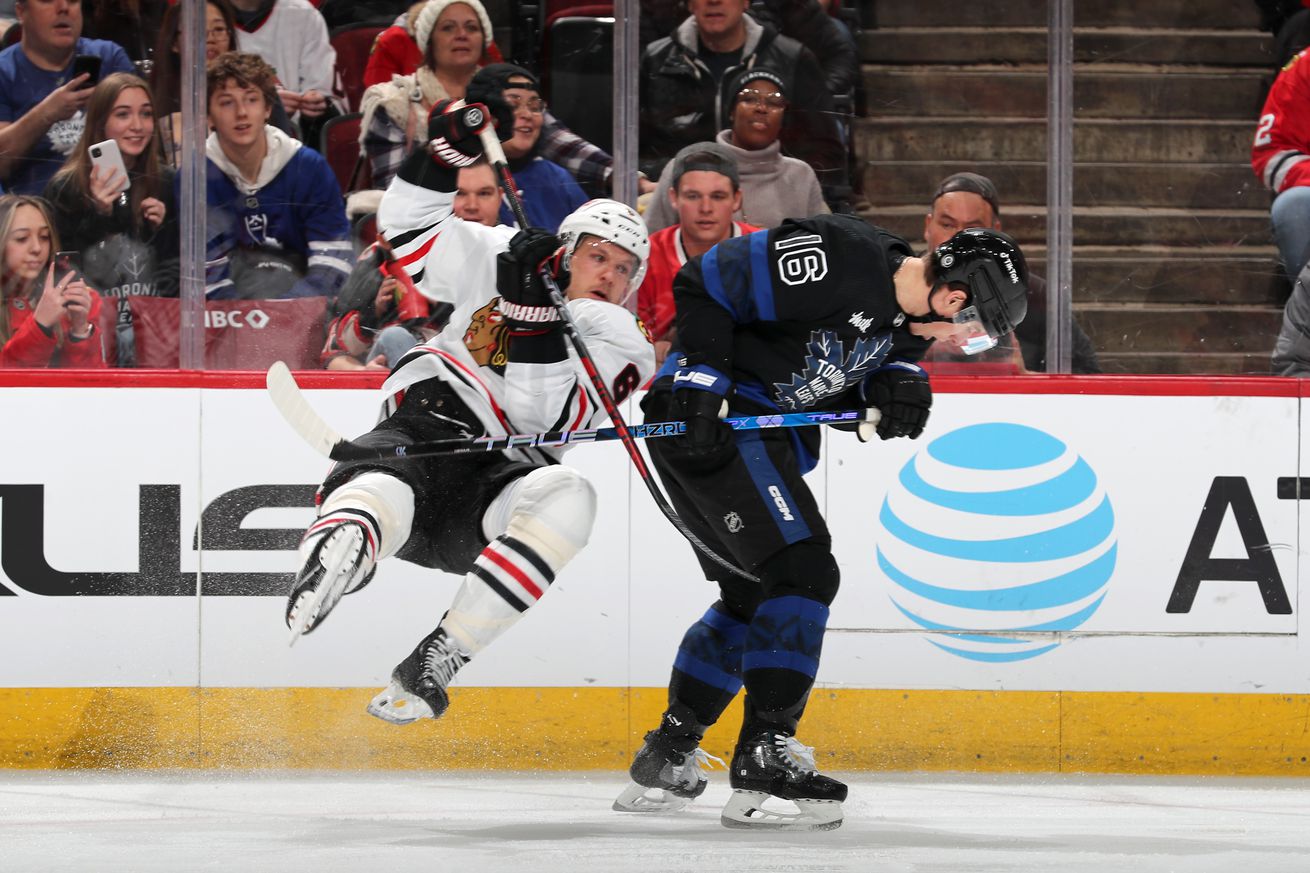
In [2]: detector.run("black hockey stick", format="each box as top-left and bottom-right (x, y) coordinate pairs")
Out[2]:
(266, 361), (875, 461)
(474, 121), (762, 582)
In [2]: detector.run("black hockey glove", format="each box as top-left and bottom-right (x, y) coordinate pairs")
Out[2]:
(861, 362), (932, 441)
(672, 388), (734, 460)
(496, 228), (567, 361)
(398, 101), (491, 189)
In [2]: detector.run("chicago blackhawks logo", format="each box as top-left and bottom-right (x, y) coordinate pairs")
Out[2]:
(463, 298), (509, 370)
(772, 330), (892, 411)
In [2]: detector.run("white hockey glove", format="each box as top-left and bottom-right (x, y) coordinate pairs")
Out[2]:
(285, 509), (380, 643)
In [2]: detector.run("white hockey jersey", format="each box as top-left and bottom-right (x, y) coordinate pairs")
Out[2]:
(376, 177), (656, 459)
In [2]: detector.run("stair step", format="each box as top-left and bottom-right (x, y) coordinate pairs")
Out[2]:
(1075, 303), (1282, 354)
(1094, 351), (1274, 374)
(1032, 250), (1289, 306)
(862, 204), (1273, 249)
(860, 67), (1268, 120)
(853, 117), (1255, 163)
(859, 27), (1276, 67)
(859, 161), (1268, 211)
(872, 0), (1262, 30)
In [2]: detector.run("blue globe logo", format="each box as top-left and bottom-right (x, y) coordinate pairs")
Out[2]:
(877, 423), (1116, 662)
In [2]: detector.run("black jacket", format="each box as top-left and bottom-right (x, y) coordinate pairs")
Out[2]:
(638, 15), (844, 186)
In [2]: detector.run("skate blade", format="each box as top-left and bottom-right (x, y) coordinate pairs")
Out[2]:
(720, 789), (843, 831)
(365, 681), (436, 726)
(286, 530), (362, 646)
(612, 780), (692, 813)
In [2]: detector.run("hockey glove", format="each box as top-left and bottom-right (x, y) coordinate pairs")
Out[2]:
(495, 228), (567, 361)
(397, 101), (491, 189)
(672, 388), (734, 460)
(860, 361), (932, 441)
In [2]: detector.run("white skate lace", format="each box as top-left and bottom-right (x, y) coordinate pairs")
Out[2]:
(775, 735), (818, 774)
(421, 634), (468, 688)
(672, 747), (725, 790)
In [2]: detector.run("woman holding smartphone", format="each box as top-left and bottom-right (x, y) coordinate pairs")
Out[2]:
(0, 195), (105, 369)
(44, 73), (178, 367)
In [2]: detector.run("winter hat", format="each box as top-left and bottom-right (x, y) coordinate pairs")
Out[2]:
(727, 68), (788, 109)
(414, 0), (494, 54)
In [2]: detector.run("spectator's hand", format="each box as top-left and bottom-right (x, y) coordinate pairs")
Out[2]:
(61, 278), (94, 338)
(39, 74), (94, 127)
(88, 164), (128, 215)
(299, 90), (328, 119)
(364, 353), (389, 370)
(638, 175), (656, 195)
(653, 339), (671, 366)
(861, 362), (932, 440)
(277, 88), (301, 114)
(374, 276), (398, 319)
(140, 196), (166, 229)
(33, 263), (69, 329)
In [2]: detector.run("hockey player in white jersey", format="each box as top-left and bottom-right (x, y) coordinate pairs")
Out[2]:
(284, 96), (655, 725)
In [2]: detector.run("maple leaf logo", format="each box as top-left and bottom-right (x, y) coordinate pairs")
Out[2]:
(772, 330), (893, 411)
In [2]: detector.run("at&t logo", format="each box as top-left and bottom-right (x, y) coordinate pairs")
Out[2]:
(877, 422), (1116, 662)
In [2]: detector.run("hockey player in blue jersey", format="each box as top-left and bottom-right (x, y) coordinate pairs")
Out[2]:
(614, 218), (1030, 829)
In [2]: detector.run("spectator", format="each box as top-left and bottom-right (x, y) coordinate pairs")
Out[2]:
(363, 0), (504, 89)
(0, 0), (135, 195)
(150, 0), (295, 166)
(638, 0), (843, 193)
(322, 160), (499, 371)
(359, 0), (626, 195)
(81, 0), (168, 69)
(0, 193), (105, 367)
(466, 63), (584, 232)
(643, 69), (827, 231)
(43, 72), (176, 366)
(196, 51), (351, 299)
(1254, 48), (1310, 282)
(637, 144), (757, 365)
(229, 0), (340, 130)
(919, 171), (1101, 374)
(747, 0), (856, 97)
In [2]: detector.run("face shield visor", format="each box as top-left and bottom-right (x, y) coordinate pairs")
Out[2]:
(950, 304), (999, 355)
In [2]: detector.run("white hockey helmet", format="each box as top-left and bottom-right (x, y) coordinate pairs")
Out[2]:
(558, 198), (650, 295)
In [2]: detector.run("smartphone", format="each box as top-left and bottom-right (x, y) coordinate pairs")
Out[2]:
(53, 251), (81, 285)
(71, 54), (101, 85)
(89, 139), (130, 193)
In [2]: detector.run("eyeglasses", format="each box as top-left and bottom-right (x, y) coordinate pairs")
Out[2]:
(737, 90), (787, 111)
(206, 26), (230, 41)
(505, 94), (546, 115)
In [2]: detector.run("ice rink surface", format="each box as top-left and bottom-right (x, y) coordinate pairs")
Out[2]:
(3, 770), (1309, 872)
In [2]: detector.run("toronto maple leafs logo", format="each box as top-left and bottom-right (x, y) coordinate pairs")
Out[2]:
(772, 330), (892, 410)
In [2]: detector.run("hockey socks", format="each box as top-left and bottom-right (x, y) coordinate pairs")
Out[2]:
(668, 603), (748, 728)
(741, 595), (829, 714)
(442, 534), (556, 653)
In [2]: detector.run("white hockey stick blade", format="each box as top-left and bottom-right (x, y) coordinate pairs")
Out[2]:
(612, 781), (693, 814)
(720, 789), (843, 831)
(266, 361), (345, 459)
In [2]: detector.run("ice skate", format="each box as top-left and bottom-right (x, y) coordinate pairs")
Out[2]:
(613, 728), (724, 813)
(286, 517), (377, 644)
(720, 730), (847, 831)
(366, 628), (470, 725)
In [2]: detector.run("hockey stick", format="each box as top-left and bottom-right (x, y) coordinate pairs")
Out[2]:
(475, 121), (762, 582)
(267, 361), (875, 461)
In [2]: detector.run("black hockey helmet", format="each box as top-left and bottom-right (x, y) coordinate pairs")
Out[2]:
(930, 228), (1029, 354)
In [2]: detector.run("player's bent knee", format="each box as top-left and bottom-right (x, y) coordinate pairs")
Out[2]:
(319, 470), (416, 562)
(757, 540), (840, 605)
(504, 465), (597, 570)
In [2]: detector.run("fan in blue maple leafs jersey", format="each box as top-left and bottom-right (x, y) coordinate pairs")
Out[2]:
(615, 213), (1029, 831)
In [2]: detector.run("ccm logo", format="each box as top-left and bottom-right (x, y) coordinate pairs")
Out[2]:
(768, 485), (794, 521)
(205, 309), (270, 329)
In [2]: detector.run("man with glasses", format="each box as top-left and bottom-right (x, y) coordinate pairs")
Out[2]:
(464, 63), (585, 233)
(615, 217), (1028, 829)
